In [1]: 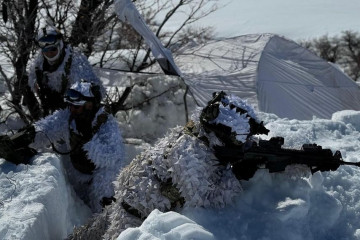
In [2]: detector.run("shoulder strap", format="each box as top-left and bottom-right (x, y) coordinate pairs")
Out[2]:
(35, 67), (46, 89)
(60, 49), (73, 95)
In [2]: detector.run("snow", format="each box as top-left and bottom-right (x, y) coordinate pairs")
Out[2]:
(113, 109), (360, 240)
(2, 97), (360, 239)
(117, 209), (215, 240)
(1, 1), (360, 239)
(0, 153), (92, 240)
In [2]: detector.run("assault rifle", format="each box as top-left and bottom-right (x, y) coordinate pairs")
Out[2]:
(213, 137), (360, 180)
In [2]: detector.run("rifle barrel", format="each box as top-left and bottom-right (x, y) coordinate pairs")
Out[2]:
(341, 161), (360, 167)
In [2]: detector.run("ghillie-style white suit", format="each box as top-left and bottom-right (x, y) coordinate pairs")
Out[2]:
(104, 125), (243, 238)
(28, 45), (104, 94)
(69, 119), (243, 239)
(31, 107), (124, 213)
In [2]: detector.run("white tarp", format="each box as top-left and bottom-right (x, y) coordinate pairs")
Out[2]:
(257, 35), (360, 119)
(176, 34), (271, 107)
(176, 34), (360, 120)
(114, 0), (182, 77)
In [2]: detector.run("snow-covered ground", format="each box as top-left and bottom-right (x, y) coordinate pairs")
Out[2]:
(2, 102), (360, 239)
(0, 154), (92, 240)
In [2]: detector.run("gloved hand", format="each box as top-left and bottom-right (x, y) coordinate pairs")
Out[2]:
(100, 196), (116, 208)
(0, 126), (37, 165)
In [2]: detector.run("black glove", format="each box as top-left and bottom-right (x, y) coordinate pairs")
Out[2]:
(100, 196), (116, 208)
(0, 125), (37, 165)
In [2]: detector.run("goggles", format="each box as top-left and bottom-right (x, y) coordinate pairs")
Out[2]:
(64, 89), (87, 106)
(37, 34), (59, 48)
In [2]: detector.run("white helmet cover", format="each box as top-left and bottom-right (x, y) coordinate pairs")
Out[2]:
(37, 26), (62, 43)
(70, 81), (95, 98)
(64, 81), (95, 106)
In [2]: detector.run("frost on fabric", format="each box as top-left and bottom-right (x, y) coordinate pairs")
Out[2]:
(104, 125), (242, 239)
(83, 114), (125, 208)
(32, 107), (125, 213)
(223, 94), (258, 120)
(32, 108), (71, 149)
(209, 104), (251, 143)
(208, 94), (261, 143)
(84, 112), (124, 169)
(152, 128), (242, 208)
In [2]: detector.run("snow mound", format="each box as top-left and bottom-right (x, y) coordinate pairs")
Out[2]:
(0, 154), (91, 240)
(332, 110), (360, 132)
(114, 74), (195, 144)
(117, 209), (215, 240)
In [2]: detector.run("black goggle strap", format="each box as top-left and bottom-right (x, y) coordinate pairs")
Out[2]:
(42, 28), (47, 39)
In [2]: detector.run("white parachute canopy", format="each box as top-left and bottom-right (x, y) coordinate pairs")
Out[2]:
(114, 0), (182, 77)
(176, 34), (360, 120)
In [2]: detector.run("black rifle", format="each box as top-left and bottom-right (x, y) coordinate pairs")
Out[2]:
(213, 137), (360, 180)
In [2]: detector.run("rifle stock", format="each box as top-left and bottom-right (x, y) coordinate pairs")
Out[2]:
(214, 137), (360, 180)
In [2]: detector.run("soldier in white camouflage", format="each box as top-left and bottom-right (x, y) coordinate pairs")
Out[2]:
(26, 26), (104, 119)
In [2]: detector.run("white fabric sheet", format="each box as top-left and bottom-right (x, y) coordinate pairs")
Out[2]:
(114, 0), (182, 76)
(257, 35), (360, 119)
(176, 34), (360, 120)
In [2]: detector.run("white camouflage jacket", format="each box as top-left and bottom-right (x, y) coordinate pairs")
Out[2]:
(28, 45), (105, 95)
(31, 107), (124, 212)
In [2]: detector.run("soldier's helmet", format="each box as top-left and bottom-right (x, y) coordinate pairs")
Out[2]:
(200, 91), (269, 146)
(64, 80), (102, 107)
